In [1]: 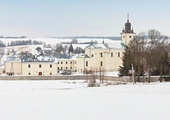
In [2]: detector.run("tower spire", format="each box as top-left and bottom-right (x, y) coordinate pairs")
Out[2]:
(127, 13), (129, 22)
(121, 14), (135, 46)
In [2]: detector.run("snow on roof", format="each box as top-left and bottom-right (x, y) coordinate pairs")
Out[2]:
(76, 53), (89, 58)
(6, 57), (21, 62)
(107, 40), (124, 49)
(37, 56), (54, 61)
(62, 44), (90, 50)
(85, 40), (124, 49)
(70, 54), (79, 60)
(44, 48), (52, 51)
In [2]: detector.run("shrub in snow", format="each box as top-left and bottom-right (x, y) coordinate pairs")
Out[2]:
(87, 79), (100, 87)
(86, 69), (100, 87)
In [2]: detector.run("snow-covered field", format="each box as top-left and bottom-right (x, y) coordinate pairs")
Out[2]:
(0, 80), (170, 120)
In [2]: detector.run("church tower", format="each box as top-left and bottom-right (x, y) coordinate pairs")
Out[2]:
(121, 14), (136, 46)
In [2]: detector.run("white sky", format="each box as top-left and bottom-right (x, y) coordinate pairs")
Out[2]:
(0, 0), (169, 38)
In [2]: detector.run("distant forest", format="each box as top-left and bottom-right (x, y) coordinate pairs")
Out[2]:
(0, 40), (43, 47)
(8, 40), (43, 46)
(0, 36), (122, 47)
(0, 36), (27, 39)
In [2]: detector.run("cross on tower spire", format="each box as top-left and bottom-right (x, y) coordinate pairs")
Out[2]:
(127, 13), (129, 22)
(122, 13), (134, 33)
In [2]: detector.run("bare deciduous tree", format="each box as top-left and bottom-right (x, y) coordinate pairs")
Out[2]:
(119, 29), (168, 83)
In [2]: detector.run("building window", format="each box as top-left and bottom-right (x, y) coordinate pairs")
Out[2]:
(70, 67), (72, 69)
(39, 64), (41, 68)
(58, 62), (59, 64)
(100, 52), (103, 57)
(61, 62), (63, 64)
(86, 61), (88, 67)
(111, 52), (113, 57)
(58, 67), (59, 70)
(50, 72), (52, 75)
(28, 72), (31, 75)
(50, 64), (52, 68)
(66, 62), (68, 64)
(100, 61), (103, 66)
(28, 64), (31, 68)
(70, 62), (72, 64)
(118, 52), (120, 57)
(66, 67), (67, 69)
(129, 36), (131, 38)
(123, 36), (125, 38)
(61, 67), (63, 70)
(91, 54), (94, 57)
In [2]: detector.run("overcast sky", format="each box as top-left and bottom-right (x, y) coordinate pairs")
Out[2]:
(0, 0), (169, 38)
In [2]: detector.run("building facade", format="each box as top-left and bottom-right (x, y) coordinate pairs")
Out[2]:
(22, 62), (57, 76)
(5, 56), (58, 76)
(5, 58), (22, 75)
(57, 59), (76, 72)
(75, 43), (124, 72)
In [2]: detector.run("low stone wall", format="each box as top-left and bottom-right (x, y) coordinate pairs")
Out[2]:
(0, 75), (87, 80)
(0, 75), (160, 82)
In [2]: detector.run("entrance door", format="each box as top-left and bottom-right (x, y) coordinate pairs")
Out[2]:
(38, 72), (42, 76)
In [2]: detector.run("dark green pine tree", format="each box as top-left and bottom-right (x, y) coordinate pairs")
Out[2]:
(68, 44), (73, 54)
(119, 40), (138, 76)
(119, 47), (132, 76)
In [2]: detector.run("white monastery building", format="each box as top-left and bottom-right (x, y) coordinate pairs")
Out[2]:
(4, 16), (136, 76)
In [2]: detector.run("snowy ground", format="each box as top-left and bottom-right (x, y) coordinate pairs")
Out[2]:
(0, 80), (170, 120)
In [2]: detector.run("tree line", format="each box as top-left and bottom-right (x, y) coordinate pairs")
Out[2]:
(0, 39), (43, 47)
(119, 29), (170, 83)
(8, 40), (43, 46)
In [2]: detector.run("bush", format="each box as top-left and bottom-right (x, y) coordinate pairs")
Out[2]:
(87, 79), (100, 87)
